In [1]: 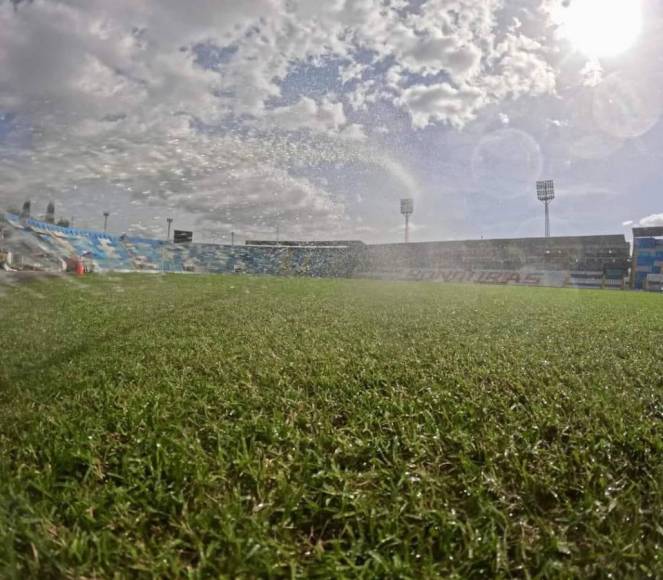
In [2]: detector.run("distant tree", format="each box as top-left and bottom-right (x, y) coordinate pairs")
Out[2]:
(45, 201), (55, 224)
(56, 218), (71, 228)
(20, 200), (31, 219)
(0, 213), (9, 240)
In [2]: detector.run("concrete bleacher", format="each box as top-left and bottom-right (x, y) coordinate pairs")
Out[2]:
(356, 236), (630, 289)
(1, 213), (632, 289)
(1, 214), (359, 278)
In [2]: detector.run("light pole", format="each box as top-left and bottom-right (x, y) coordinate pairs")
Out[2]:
(536, 180), (555, 238)
(103, 211), (110, 233)
(400, 198), (414, 243)
(231, 231), (235, 247)
(166, 217), (173, 241)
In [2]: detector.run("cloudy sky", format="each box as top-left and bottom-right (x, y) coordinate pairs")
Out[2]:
(1, 0), (662, 243)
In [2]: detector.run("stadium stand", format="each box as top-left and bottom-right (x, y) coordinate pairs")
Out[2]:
(1, 212), (633, 289)
(0, 216), (65, 271)
(357, 236), (630, 289)
(1, 213), (360, 278)
(631, 227), (663, 291)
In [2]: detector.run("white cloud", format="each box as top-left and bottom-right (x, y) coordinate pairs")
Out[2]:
(339, 123), (367, 142)
(0, 0), (560, 236)
(264, 98), (347, 133)
(639, 213), (663, 228)
(396, 83), (486, 129)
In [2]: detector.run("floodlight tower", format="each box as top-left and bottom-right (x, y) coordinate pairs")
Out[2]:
(103, 211), (110, 233)
(166, 217), (173, 241)
(536, 180), (555, 238)
(401, 198), (414, 243)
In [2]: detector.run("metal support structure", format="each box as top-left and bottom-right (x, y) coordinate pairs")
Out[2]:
(400, 198), (414, 244)
(166, 217), (173, 241)
(103, 211), (109, 233)
(536, 181), (555, 239)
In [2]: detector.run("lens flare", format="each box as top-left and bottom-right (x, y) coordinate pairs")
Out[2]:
(559, 0), (642, 58)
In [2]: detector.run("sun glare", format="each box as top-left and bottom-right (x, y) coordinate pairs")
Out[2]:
(560, 0), (642, 58)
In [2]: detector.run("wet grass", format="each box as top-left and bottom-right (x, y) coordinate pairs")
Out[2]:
(0, 273), (661, 578)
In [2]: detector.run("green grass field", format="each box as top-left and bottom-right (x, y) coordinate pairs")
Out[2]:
(0, 274), (661, 578)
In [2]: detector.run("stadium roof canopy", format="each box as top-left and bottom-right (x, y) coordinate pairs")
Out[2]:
(245, 240), (365, 247)
(633, 227), (663, 238)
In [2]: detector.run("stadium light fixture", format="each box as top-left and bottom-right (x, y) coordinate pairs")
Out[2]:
(401, 198), (414, 244)
(536, 181), (555, 238)
(103, 211), (110, 233)
(166, 217), (173, 241)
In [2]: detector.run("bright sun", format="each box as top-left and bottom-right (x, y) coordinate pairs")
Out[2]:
(559, 0), (642, 58)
